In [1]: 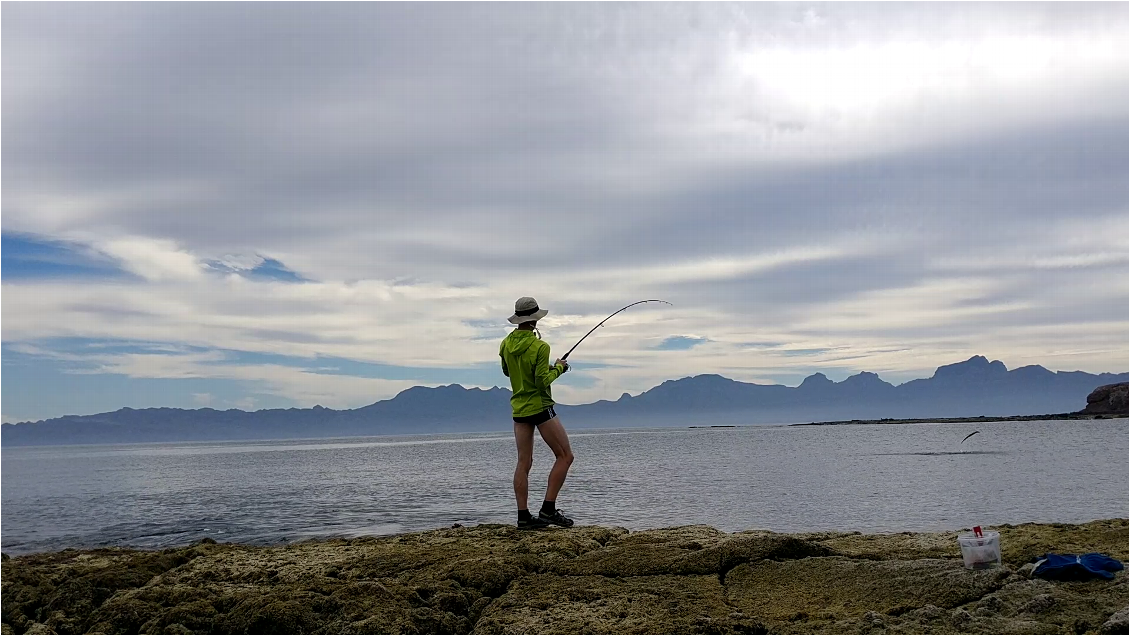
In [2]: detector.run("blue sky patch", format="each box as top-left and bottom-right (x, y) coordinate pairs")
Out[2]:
(1, 232), (134, 281)
(656, 336), (709, 350)
(244, 258), (308, 282)
(204, 256), (309, 282)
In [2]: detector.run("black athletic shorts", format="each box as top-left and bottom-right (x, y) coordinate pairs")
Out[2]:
(514, 406), (556, 426)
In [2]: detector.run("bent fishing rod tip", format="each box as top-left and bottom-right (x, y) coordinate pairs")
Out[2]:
(561, 299), (673, 360)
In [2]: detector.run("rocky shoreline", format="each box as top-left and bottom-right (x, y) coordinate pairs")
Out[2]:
(2, 519), (1127, 635)
(792, 413), (1127, 427)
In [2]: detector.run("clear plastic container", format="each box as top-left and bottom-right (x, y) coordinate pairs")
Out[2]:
(957, 530), (1001, 569)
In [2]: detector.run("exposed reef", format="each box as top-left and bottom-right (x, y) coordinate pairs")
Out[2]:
(2, 519), (1126, 634)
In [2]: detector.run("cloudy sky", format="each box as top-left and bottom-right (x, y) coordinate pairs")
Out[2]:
(3, 3), (1127, 422)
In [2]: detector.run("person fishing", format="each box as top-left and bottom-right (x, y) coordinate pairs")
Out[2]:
(500, 296), (575, 530)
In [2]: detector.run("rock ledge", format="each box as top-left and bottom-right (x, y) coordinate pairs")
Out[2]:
(2, 519), (1126, 634)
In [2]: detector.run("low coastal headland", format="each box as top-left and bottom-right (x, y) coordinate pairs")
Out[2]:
(2, 519), (1126, 635)
(792, 412), (1127, 427)
(791, 382), (1128, 427)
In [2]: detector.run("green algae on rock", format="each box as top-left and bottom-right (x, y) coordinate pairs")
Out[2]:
(2, 520), (1126, 634)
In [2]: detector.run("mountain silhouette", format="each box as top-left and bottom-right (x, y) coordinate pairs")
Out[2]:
(2, 356), (1125, 446)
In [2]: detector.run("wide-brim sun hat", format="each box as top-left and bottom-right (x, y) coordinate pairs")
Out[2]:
(508, 296), (549, 324)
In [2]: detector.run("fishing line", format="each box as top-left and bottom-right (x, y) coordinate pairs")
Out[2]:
(561, 299), (672, 361)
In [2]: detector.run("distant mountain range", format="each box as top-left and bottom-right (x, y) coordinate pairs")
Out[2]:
(3, 356), (1126, 446)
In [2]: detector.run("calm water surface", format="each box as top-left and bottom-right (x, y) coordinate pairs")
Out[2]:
(2, 419), (1126, 555)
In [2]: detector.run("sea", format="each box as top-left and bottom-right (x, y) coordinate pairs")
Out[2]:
(2, 418), (1127, 556)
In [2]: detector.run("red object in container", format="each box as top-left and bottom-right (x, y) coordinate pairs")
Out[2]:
(973, 526), (983, 538)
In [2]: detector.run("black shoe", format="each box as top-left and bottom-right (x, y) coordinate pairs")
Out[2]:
(538, 508), (574, 528)
(517, 516), (550, 530)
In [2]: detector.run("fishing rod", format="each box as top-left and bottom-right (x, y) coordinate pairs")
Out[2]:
(561, 299), (672, 361)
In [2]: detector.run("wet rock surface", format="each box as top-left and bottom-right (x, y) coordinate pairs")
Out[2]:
(2, 519), (1125, 634)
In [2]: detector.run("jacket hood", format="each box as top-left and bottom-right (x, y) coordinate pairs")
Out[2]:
(503, 329), (540, 356)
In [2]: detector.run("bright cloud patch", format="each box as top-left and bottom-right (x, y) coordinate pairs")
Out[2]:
(98, 237), (204, 282)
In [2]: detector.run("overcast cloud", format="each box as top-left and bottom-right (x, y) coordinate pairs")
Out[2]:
(3, 3), (1127, 422)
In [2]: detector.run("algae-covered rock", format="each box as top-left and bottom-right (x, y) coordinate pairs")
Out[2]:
(725, 557), (1011, 622)
(90, 596), (164, 633)
(552, 526), (834, 578)
(806, 518), (1130, 567)
(994, 519), (1129, 565)
(1, 520), (1125, 634)
(475, 573), (766, 634)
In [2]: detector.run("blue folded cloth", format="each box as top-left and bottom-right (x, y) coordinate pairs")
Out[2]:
(1033, 553), (1124, 581)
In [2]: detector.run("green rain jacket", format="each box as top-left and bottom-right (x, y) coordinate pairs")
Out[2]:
(499, 329), (566, 418)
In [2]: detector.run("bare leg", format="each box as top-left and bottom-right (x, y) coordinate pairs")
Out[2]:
(513, 422), (535, 510)
(536, 417), (574, 502)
